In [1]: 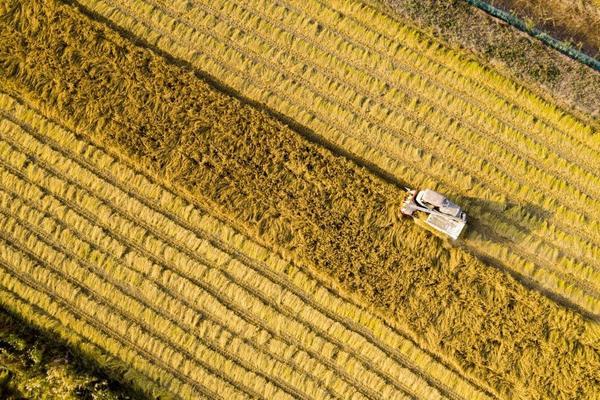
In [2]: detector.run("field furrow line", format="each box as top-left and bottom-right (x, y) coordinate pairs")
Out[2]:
(0, 169), (365, 400)
(0, 183), (321, 400)
(0, 164), (353, 400)
(1, 90), (596, 396)
(186, 0), (600, 190)
(87, 0), (600, 256)
(0, 241), (219, 399)
(0, 204), (261, 400)
(152, 0), (600, 217)
(0, 281), (182, 400)
(0, 142), (297, 400)
(0, 130), (424, 400)
(0, 147), (366, 400)
(292, 0), (600, 141)
(0, 97), (490, 400)
(0, 149), (386, 400)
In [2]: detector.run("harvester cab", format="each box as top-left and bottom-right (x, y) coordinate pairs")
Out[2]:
(400, 188), (467, 241)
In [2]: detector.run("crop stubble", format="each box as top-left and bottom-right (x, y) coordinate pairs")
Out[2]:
(1, 0), (599, 398)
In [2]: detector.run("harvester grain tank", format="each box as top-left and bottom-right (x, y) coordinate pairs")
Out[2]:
(400, 188), (467, 240)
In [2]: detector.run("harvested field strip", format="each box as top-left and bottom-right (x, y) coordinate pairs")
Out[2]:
(73, 0), (600, 313)
(108, 0), (600, 260)
(0, 97), (490, 400)
(0, 182), (301, 400)
(151, 0), (600, 262)
(284, 0), (600, 145)
(69, 0), (600, 314)
(0, 134), (389, 400)
(132, 0), (600, 236)
(123, 0), (600, 221)
(2, 2), (599, 398)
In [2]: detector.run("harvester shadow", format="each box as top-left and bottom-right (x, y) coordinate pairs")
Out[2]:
(454, 196), (600, 321)
(456, 196), (552, 242)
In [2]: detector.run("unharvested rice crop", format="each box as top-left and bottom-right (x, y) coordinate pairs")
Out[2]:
(0, 0), (599, 399)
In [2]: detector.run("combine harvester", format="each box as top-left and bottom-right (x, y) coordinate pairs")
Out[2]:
(401, 188), (467, 241)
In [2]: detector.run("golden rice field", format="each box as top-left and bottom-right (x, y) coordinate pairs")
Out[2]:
(78, 0), (600, 316)
(0, 93), (500, 400)
(0, 0), (599, 399)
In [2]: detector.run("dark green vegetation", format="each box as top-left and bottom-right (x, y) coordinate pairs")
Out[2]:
(0, 307), (138, 400)
(1, 0), (598, 398)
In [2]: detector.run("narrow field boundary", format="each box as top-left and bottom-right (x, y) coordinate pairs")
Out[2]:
(464, 0), (600, 70)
